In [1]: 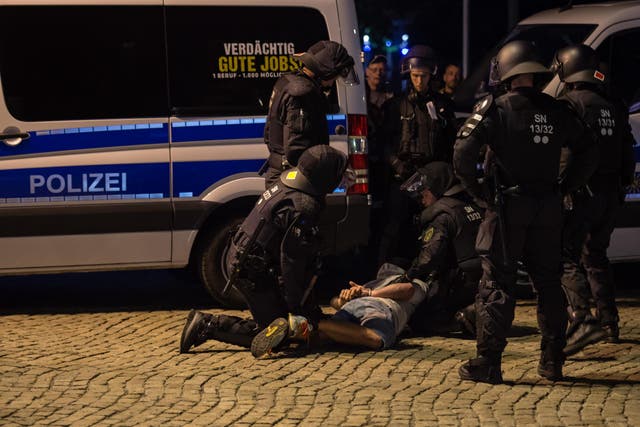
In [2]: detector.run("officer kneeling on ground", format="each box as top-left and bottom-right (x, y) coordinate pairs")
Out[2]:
(179, 145), (355, 358)
(263, 40), (358, 188)
(453, 41), (598, 384)
(314, 162), (484, 351)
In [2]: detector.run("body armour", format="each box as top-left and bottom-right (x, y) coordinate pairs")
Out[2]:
(561, 88), (630, 191)
(490, 88), (582, 195)
(226, 183), (322, 276)
(263, 72), (330, 170)
(396, 89), (456, 167)
(420, 195), (483, 270)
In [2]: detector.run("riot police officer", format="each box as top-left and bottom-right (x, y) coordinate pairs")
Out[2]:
(552, 45), (637, 355)
(263, 40), (358, 188)
(453, 41), (598, 383)
(378, 45), (457, 265)
(179, 145), (354, 358)
(399, 162), (484, 336)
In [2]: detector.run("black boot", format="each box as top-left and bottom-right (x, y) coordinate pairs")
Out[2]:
(459, 356), (503, 384)
(602, 323), (620, 343)
(564, 317), (606, 356)
(538, 348), (565, 381)
(179, 309), (216, 353)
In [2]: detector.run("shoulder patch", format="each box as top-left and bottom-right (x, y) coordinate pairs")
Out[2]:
(457, 94), (493, 139)
(421, 226), (435, 242)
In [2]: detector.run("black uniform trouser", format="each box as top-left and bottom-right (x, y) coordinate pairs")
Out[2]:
(561, 191), (620, 326)
(409, 266), (481, 334)
(475, 194), (566, 362)
(199, 274), (288, 348)
(203, 272), (323, 349)
(378, 179), (420, 266)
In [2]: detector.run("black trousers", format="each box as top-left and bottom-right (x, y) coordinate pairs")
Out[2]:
(409, 266), (480, 334)
(474, 194), (566, 361)
(377, 180), (420, 267)
(561, 191), (620, 325)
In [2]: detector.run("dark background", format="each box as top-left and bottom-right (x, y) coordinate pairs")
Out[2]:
(355, 0), (618, 85)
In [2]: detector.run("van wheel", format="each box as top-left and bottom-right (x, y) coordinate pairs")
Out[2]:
(197, 217), (247, 309)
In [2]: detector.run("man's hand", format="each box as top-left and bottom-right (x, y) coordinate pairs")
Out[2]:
(338, 281), (373, 302)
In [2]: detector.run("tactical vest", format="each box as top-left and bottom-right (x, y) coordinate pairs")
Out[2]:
(493, 89), (571, 194)
(227, 184), (294, 270)
(398, 90), (450, 164)
(421, 196), (482, 270)
(264, 72), (329, 166)
(562, 88), (624, 189)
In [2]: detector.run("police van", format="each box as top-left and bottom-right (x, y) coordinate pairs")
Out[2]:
(0, 0), (369, 307)
(455, 1), (640, 262)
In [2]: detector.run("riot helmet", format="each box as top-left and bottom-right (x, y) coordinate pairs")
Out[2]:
(294, 41), (359, 85)
(280, 145), (349, 196)
(400, 161), (456, 201)
(401, 45), (438, 76)
(551, 44), (605, 84)
(489, 40), (550, 86)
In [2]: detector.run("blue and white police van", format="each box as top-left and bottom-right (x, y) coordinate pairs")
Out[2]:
(455, 1), (640, 262)
(0, 0), (369, 307)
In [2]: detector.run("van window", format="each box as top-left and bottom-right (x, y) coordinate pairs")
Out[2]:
(165, 6), (330, 117)
(0, 6), (168, 121)
(454, 24), (596, 110)
(596, 29), (640, 112)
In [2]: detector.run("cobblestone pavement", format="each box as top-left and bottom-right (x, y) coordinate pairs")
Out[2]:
(1, 290), (639, 426)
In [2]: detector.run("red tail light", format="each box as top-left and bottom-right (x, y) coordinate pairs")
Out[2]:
(347, 114), (369, 195)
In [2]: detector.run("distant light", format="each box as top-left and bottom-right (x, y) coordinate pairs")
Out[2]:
(402, 34), (409, 42)
(385, 40), (392, 47)
(363, 35), (370, 43)
(364, 45), (372, 52)
(401, 48), (409, 55)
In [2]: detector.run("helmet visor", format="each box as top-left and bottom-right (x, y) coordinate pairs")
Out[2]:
(337, 65), (360, 86)
(400, 170), (428, 196)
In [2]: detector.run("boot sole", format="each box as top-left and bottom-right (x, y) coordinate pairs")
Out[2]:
(563, 328), (608, 356)
(180, 309), (204, 354)
(251, 317), (289, 358)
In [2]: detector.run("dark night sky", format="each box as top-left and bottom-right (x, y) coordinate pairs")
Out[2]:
(355, 0), (619, 79)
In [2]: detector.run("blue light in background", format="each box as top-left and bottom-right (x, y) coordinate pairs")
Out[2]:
(401, 34), (409, 42)
(385, 40), (392, 48)
(401, 48), (409, 55)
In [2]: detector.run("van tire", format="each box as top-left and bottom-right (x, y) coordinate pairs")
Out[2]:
(197, 217), (247, 309)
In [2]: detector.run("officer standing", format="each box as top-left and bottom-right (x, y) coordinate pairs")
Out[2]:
(551, 45), (637, 355)
(399, 162), (484, 336)
(379, 45), (457, 265)
(263, 40), (358, 188)
(179, 145), (355, 358)
(453, 41), (598, 383)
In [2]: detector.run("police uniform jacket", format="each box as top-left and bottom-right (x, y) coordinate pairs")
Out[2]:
(405, 188), (483, 283)
(560, 86), (636, 193)
(264, 71), (330, 171)
(454, 87), (599, 203)
(388, 89), (457, 180)
(225, 183), (322, 316)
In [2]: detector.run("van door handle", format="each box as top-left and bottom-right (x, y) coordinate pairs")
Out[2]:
(0, 127), (30, 147)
